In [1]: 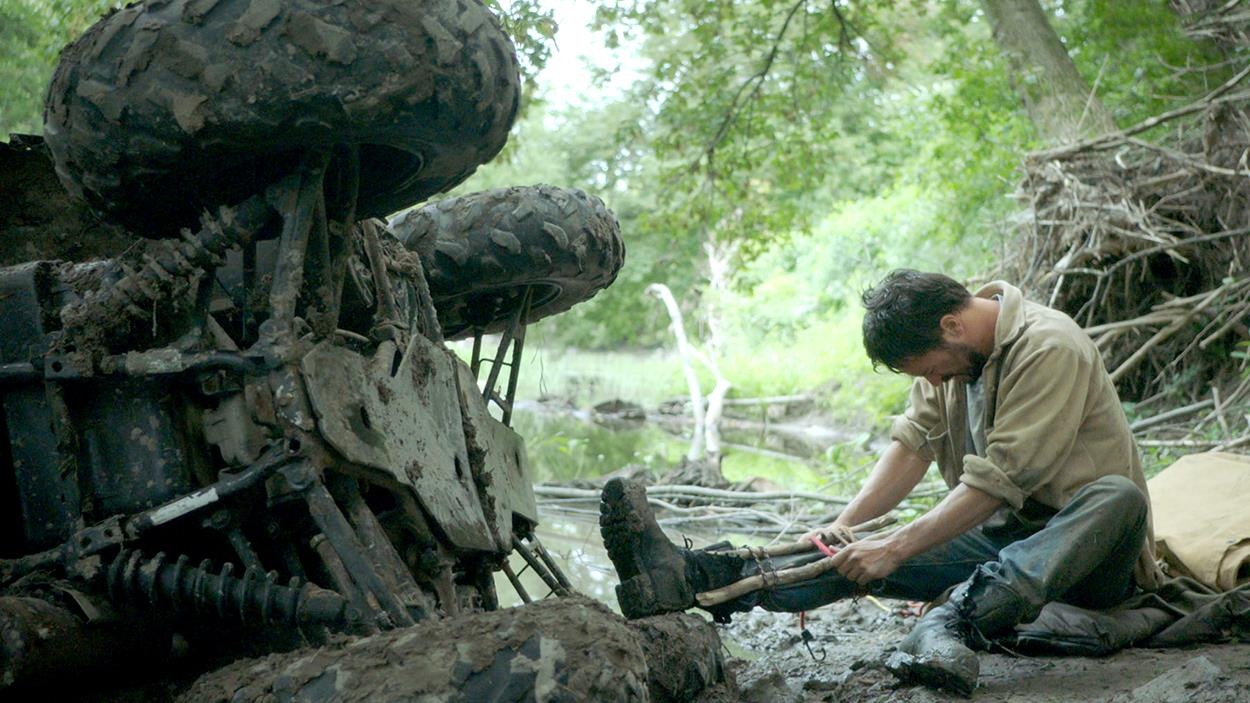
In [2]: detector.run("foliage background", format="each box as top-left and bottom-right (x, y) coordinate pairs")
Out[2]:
(1, 0), (1239, 473)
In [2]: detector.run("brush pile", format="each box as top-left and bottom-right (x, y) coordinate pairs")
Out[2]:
(1005, 1), (1250, 450)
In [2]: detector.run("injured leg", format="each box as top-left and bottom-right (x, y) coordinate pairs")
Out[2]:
(599, 477), (896, 619)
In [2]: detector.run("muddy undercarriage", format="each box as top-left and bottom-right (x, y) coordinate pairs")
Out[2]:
(0, 0), (722, 699)
(0, 139), (586, 690)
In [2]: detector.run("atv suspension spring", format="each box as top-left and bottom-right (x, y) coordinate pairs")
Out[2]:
(60, 195), (274, 335)
(106, 550), (354, 631)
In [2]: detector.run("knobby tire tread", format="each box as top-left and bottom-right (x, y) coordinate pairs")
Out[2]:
(392, 184), (624, 338)
(44, 0), (520, 236)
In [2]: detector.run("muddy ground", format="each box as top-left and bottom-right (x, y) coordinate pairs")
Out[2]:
(722, 598), (1250, 702)
(68, 591), (1250, 701)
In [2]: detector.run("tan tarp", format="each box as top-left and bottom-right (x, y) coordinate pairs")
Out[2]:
(1148, 451), (1250, 592)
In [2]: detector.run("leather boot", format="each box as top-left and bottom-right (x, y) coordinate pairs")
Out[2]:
(886, 568), (1032, 697)
(600, 478), (743, 619)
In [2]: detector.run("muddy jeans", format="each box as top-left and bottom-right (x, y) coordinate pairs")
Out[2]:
(726, 475), (1149, 615)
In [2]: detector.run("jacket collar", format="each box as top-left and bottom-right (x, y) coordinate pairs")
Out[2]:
(974, 281), (1028, 362)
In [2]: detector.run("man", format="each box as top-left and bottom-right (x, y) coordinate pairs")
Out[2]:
(600, 269), (1160, 696)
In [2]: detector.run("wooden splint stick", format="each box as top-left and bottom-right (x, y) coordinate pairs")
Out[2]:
(696, 517), (899, 607)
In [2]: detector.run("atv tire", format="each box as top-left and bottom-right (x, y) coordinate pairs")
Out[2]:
(392, 185), (624, 339)
(44, 0), (520, 237)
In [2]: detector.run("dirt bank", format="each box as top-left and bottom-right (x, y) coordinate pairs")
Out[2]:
(181, 596), (735, 702)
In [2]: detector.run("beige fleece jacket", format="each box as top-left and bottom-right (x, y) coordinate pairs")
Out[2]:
(889, 281), (1162, 590)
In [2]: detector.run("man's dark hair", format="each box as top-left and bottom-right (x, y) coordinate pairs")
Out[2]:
(861, 269), (972, 372)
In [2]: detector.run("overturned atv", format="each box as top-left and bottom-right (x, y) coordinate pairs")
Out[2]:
(0, 0), (733, 698)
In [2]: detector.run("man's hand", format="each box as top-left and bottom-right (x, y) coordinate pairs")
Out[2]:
(826, 485), (1004, 585)
(828, 538), (905, 585)
(797, 522), (855, 547)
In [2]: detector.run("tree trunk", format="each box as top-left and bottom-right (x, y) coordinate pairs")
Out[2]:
(646, 281), (731, 485)
(980, 0), (1117, 143)
(647, 283), (706, 461)
(697, 239), (738, 482)
(690, 345), (730, 479)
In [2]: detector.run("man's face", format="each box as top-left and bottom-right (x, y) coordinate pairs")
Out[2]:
(898, 341), (988, 387)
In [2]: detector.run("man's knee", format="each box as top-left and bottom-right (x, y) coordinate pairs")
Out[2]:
(1079, 474), (1148, 526)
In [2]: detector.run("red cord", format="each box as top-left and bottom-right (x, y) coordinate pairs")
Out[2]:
(807, 535), (840, 558)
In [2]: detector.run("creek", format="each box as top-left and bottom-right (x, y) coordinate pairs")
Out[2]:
(493, 402), (873, 609)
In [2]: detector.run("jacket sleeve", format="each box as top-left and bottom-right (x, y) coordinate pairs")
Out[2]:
(890, 378), (945, 462)
(960, 343), (1092, 509)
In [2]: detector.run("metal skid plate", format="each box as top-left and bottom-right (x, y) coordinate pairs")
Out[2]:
(454, 362), (539, 548)
(301, 339), (495, 552)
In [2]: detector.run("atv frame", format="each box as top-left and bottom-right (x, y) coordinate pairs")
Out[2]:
(0, 146), (571, 689)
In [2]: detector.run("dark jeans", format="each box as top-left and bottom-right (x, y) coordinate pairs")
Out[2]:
(730, 475), (1148, 615)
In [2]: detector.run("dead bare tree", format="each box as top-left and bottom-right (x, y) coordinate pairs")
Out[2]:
(646, 282), (731, 485)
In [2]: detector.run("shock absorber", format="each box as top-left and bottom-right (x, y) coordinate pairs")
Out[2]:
(105, 550), (356, 632)
(58, 194), (274, 345)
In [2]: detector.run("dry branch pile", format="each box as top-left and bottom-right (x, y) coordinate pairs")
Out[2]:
(533, 482), (935, 541)
(535, 483), (845, 538)
(1176, 0), (1250, 47)
(1004, 3), (1250, 432)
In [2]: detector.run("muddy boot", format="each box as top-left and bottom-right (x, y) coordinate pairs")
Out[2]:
(600, 478), (742, 619)
(886, 572), (1031, 697)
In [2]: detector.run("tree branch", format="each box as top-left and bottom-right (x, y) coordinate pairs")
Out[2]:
(698, 0), (814, 171)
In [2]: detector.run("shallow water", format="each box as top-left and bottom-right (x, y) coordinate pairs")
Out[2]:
(493, 515), (619, 610)
(510, 405), (840, 489)
(495, 407), (849, 608)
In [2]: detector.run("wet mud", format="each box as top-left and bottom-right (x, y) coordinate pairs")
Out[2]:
(0, 137), (132, 267)
(181, 596), (733, 702)
(723, 598), (1250, 702)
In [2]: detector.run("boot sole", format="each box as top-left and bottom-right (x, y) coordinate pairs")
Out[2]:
(885, 651), (975, 698)
(615, 574), (667, 619)
(599, 477), (651, 582)
(600, 478), (693, 619)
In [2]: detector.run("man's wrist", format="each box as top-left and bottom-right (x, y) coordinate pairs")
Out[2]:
(832, 511), (862, 529)
(881, 531), (914, 563)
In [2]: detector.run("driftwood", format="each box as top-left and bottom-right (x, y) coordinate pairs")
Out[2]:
(720, 394), (815, 407)
(535, 483), (855, 536)
(533, 483), (934, 540)
(661, 394), (815, 410)
(1129, 399), (1216, 432)
(534, 484), (850, 505)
